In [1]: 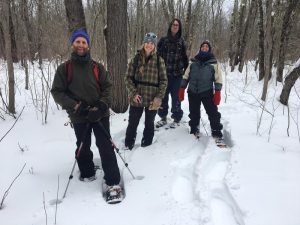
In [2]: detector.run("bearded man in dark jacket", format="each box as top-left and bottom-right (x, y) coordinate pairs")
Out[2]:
(156, 18), (189, 128)
(51, 29), (122, 202)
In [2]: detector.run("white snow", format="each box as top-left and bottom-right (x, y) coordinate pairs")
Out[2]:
(0, 60), (300, 225)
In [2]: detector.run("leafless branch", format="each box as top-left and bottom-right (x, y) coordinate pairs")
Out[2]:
(43, 192), (48, 225)
(0, 163), (26, 209)
(0, 106), (25, 143)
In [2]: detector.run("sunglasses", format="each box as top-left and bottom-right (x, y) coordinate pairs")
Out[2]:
(145, 33), (157, 39)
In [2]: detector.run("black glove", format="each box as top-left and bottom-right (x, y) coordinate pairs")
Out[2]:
(87, 109), (103, 122)
(95, 100), (108, 112)
(75, 101), (90, 116)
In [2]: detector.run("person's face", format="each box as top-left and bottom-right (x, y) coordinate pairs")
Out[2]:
(144, 42), (155, 55)
(72, 37), (89, 56)
(171, 20), (180, 35)
(200, 43), (210, 53)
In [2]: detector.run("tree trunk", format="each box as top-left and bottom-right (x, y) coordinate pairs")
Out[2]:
(21, 0), (34, 62)
(8, 3), (18, 62)
(1, 0), (16, 113)
(106, 0), (128, 113)
(257, 0), (265, 81)
(238, 0), (257, 73)
(64, 0), (87, 34)
(261, 0), (274, 101)
(279, 61), (300, 105)
(37, 0), (43, 65)
(0, 24), (5, 59)
(276, 0), (299, 83)
(232, 0), (247, 71)
(229, 0), (239, 67)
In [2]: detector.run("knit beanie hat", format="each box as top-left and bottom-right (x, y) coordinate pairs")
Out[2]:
(200, 40), (212, 52)
(70, 29), (90, 45)
(143, 32), (158, 46)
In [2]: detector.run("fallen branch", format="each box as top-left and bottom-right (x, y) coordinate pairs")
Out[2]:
(0, 163), (26, 209)
(0, 106), (25, 143)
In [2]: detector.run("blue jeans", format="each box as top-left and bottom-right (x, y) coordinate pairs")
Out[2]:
(158, 76), (183, 121)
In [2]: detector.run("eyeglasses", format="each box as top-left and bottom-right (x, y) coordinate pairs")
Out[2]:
(172, 23), (179, 27)
(145, 33), (157, 39)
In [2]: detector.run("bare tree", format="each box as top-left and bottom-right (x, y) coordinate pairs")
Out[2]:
(238, 0), (257, 73)
(276, 0), (299, 83)
(106, 0), (128, 113)
(1, 0), (15, 114)
(261, 0), (275, 101)
(64, 0), (86, 33)
(257, 0), (265, 81)
(279, 60), (300, 105)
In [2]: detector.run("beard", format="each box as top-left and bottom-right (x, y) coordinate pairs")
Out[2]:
(72, 46), (89, 56)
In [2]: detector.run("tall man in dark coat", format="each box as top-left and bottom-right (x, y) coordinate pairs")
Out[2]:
(156, 18), (189, 128)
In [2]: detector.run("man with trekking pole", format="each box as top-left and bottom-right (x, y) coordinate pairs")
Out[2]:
(51, 28), (123, 203)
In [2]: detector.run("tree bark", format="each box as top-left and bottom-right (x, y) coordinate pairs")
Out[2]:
(106, 0), (128, 113)
(261, 0), (274, 101)
(279, 61), (300, 105)
(8, 2), (18, 62)
(276, 0), (299, 83)
(64, 0), (87, 34)
(21, 0), (34, 62)
(232, 0), (247, 71)
(1, 0), (16, 113)
(257, 0), (265, 81)
(238, 0), (257, 73)
(229, 0), (239, 67)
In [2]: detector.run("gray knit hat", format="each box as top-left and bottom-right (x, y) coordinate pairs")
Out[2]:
(143, 32), (158, 46)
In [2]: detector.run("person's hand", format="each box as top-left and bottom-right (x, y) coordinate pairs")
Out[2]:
(213, 90), (221, 105)
(149, 97), (161, 110)
(133, 95), (142, 104)
(74, 101), (89, 116)
(178, 87), (185, 102)
(95, 100), (108, 112)
(87, 107), (103, 122)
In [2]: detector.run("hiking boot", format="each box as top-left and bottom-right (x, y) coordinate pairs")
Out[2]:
(156, 117), (167, 128)
(79, 175), (96, 182)
(141, 138), (152, 147)
(106, 185), (123, 204)
(169, 119), (180, 129)
(212, 129), (223, 138)
(190, 127), (200, 138)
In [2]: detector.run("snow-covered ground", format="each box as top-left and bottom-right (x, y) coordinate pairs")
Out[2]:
(0, 60), (299, 225)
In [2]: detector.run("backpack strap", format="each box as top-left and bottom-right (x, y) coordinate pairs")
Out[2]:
(65, 60), (72, 83)
(65, 60), (100, 88)
(131, 53), (160, 87)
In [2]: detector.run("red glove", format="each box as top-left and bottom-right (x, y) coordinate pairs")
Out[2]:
(213, 90), (221, 105)
(178, 88), (185, 102)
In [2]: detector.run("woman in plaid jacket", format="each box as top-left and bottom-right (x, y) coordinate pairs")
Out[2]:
(124, 32), (167, 150)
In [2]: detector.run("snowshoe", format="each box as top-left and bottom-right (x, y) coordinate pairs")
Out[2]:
(105, 185), (124, 204)
(214, 137), (227, 148)
(156, 118), (167, 128)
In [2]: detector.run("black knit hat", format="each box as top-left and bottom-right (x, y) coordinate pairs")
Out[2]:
(200, 40), (212, 52)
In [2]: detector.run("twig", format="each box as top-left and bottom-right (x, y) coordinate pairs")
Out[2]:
(43, 192), (48, 225)
(0, 163), (26, 209)
(54, 175), (60, 225)
(0, 106), (25, 143)
(287, 105), (290, 137)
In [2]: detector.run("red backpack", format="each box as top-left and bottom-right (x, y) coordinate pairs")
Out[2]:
(65, 60), (100, 88)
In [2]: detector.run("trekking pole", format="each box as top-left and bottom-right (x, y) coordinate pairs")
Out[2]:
(97, 121), (137, 180)
(62, 123), (90, 199)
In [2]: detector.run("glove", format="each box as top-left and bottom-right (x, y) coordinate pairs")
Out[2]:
(87, 108), (103, 122)
(149, 97), (162, 110)
(95, 100), (108, 113)
(213, 90), (221, 105)
(74, 101), (90, 116)
(178, 88), (185, 102)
